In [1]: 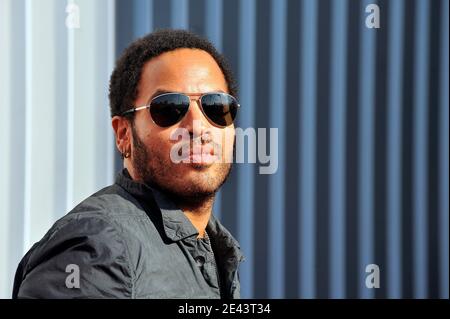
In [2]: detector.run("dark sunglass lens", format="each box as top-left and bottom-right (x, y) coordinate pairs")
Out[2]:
(150, 94), (190, 127)
(201, 93), (238, 127)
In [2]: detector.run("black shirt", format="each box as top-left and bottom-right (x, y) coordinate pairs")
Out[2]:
(12, 169), (244, 299)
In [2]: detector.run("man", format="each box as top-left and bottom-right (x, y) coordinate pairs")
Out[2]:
(12, 29), (244, 299)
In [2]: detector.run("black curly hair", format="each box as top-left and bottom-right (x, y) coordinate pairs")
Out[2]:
(109, 29), (238, 118)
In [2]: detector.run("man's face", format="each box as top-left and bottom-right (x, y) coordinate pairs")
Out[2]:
(128, 48), (235, 199)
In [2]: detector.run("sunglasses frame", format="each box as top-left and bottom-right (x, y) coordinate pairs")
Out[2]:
(120, 92), (240, 128)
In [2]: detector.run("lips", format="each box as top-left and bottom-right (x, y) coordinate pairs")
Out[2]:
(189, 144), (217, 164)
(174, 141), (219, 165)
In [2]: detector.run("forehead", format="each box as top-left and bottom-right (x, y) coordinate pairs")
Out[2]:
(138, 48), (228, 94)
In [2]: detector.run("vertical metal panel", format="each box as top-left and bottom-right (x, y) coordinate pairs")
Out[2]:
(106, 0), (117, 184)
(7, 0), (27, 235)
(373, 0), (388, 299)
(205, 0), (223, 52)
(134, 0), (152, 37)
(299, 0), (318, 299)
(283, 0), (301, 299)
(413, 0), (430, 299)
(94, 0), (116, 190)
(252, 0), (270, 298)
(188, 0), (206, 35)
(206, 0), (223, 220)
(425, 1), (440, 297)
(218, 1), (240, 285)
(66, 0), (76, 210)
(358, 0), (377, 299)
(24, 0), (58, 249)
(54, 0), (68, 221)
(315, 1), (332, 298)
(0, 0), (14, 299)
(400, 1), (415, 298)
(152, 0), (171, 30)
(68, 0), (116, 210)
(71, 0), (97, 207)
(268, 0), (286, 298)
(344, 0), (360, 298)
(0, 0), (116, 297)
(439, 0), (449, 299)
(386, 0), (404, 299)
(171, 0), (188, 29)
(329, 0), (348, 299)
(5, 0), (27, 299)
(1, 0), (448, 299)
(237, 0), (256, 299)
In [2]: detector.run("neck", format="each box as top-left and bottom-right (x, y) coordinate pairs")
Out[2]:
(176, 195), (215, 238)
(125, 164), (215, 238)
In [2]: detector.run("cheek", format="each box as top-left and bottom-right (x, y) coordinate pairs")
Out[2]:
(216, 127), (235, 160)
(223, 127), (235, 148)
(146, 131), (176, 158)
(135, 114), (165, 146)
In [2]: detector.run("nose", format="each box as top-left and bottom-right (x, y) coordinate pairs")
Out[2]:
(180, 98), (211, 136)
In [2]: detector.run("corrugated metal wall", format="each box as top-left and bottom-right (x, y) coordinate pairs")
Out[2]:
(0, 0), (116, 298)
(0, 0), (448, 299)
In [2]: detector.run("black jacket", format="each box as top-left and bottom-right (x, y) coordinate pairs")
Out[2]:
(12, 169), (244, 299)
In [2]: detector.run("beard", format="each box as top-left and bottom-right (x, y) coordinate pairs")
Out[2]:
(130, 123), (233, 204)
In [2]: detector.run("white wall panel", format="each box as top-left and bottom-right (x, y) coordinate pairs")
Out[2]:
(0, 0), (115, 298)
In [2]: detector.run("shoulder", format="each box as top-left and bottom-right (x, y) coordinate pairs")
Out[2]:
(13, 187), (138, 298)
(68, 183), (148, 220)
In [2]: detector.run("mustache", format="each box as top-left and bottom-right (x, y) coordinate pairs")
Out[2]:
(175, 132), (221, 151)
(168, 128), (233, 163)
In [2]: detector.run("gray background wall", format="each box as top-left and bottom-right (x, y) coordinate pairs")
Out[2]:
(0, 0), (448, 299)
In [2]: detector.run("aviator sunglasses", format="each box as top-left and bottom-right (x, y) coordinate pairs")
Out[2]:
(120, 92), (240, 128)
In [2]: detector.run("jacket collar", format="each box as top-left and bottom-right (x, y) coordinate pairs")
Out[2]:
(115, 168), (197, 241)
(150, 184), (199, 241)
(114, 168), (241, 247)
(115, 168), (244, 298)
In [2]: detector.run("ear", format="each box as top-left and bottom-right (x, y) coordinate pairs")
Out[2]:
(111, 116), (131, 155)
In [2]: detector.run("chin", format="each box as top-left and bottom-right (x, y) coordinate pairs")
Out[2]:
(171, 171), (223, 197)
(148, 161), (231, 199)
(169, 183), (218, 199)
(182, 177), (221, 194)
